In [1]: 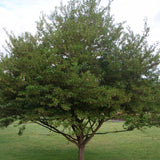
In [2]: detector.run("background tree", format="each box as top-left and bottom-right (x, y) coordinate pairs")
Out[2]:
(0, 0), (160, 160)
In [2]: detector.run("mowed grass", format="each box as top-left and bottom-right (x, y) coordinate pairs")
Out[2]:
(0, 122), (160, 160)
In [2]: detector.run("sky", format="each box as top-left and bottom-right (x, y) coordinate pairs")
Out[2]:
(0, 0), (160, 53)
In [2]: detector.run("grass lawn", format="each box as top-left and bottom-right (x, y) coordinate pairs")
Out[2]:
(0, 121), (160, 160)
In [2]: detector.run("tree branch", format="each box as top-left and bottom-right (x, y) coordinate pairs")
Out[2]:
(35, 121), (78, 145)
(83, 120), (90, 129)
(89, 120), (94, 132)
(83, 120), (104, 145)
(94, 129), (131, 135)
(34, 121), (58, 133)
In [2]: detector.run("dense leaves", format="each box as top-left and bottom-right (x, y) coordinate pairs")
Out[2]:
(0, 0), (160, 160)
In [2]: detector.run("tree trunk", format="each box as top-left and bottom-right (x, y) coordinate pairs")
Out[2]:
(78, 145), (85, 160)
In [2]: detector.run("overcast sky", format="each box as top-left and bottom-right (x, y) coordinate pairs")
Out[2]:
(0, 0), (160, 53)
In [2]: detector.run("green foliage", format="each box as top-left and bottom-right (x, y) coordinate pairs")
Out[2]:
(0, 117), (15, 128)
(18, 125), (26, 136)
(0, 0), (160, 148)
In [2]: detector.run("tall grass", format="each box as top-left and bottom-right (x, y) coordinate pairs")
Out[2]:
(0, 122), (160, 160)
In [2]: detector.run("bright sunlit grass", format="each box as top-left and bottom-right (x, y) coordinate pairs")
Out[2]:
(0, 122), (160, 160)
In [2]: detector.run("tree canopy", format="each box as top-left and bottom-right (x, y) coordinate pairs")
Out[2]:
(0, 0), (160, 160)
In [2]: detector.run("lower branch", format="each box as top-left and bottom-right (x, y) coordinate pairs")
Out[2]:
(94, 129), (132, 135)
(83, 120), (104, 145)
(35, 121), (78, 145)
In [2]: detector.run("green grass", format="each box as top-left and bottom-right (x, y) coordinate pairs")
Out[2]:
(0, 122), (160, 160)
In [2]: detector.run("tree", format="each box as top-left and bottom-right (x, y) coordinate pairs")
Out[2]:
(0, 0), (160, 160)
